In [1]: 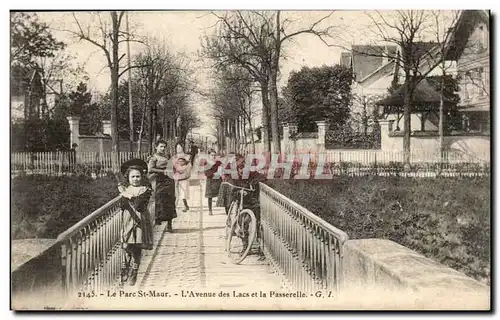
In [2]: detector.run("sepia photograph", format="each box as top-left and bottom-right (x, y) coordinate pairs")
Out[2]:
(9, 9), (491, 311)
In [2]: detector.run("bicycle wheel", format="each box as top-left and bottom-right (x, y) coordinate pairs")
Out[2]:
(227, 209), (257, 264)
(224, 201), (238, 244)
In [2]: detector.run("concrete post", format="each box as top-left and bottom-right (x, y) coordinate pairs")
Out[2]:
(66, 116), (81, 149)
(102, 120), (111, 136)
(281, 123), (289, 156)
(288, 122), (298, 155)
(379, 119), (391, 152)
(316, 120), (327, 153)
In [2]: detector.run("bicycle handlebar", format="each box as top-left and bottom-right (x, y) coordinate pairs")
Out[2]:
(221, 181), (255, 192)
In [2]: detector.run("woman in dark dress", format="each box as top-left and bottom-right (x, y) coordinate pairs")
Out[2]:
(204, 149), (222, 216)
(147, 140), (177, 232)
(118, 160), (154, 286)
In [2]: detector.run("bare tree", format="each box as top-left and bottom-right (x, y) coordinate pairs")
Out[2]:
(29, 51), (88, 119)
(133, 42), (195, 153)
(363, 10), (450, 163)
(202, 11), (339, 154)
(267, 11), (339, 154)
(67, 11), (146, 172)
(351, 93), (385, 136)
(201, 11), (272, 152)
(208, 66), (259, 153)
(425, 11), (461, 160)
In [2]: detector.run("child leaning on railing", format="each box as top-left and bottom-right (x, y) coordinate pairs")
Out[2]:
(117, 159), (154, 286)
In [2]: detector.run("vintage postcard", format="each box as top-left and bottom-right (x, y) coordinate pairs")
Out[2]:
(10, 9), (490, 311)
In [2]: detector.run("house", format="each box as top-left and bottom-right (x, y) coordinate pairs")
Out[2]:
(340, 42), (438, 134)
(444, 10), (490, 134)
(361, 10), (490, 160)
(10, 68), (57, 121)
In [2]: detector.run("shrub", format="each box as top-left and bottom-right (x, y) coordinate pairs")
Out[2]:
(11, 175), (118, 239)
(266, 176), (490, 285)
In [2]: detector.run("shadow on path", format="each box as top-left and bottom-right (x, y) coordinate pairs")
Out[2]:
(171, 226), (225, 234)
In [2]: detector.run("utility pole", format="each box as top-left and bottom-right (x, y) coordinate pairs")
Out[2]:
(126, 11), (134, 152)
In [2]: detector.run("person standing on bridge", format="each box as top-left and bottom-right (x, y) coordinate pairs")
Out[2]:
(188, 139), (199, 167)
(174, 155), (192, 212)
(204, 149), (222, 216)
(147, 140), (177, 231)
(118, 159), (154, 286)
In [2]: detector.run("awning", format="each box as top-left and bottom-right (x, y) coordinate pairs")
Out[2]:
(459, 105), (490, 112)
(376, 78), (454, 107)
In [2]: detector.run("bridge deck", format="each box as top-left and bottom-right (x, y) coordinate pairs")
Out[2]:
(137, 193), (284, 292)
(77, 181), (288, 310)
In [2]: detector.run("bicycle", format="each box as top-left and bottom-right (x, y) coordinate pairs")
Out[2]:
(222, 182), (261, 264)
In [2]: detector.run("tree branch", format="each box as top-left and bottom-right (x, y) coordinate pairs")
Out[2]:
(71, 13), (113, 69)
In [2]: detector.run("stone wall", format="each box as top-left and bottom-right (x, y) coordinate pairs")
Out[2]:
(379, 119), (490, 161)
(341, 238), (490, 310)
(67, 116), (150, 153)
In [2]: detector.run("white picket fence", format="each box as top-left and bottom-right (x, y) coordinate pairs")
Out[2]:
(241, 148), (490, 165)
(12, 149), (490, 178)
(11, 151), (151, 177)
(324, 149), (490, 165)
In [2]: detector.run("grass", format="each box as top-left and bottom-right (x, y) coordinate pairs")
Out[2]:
(266, 176), (491, 285)
(11, 175), (118, 240)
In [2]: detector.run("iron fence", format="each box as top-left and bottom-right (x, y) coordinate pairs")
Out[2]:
(56, 195), (123, 296)
(259, 182), (349, 293)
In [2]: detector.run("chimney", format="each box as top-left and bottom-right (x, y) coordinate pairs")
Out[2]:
(66, 116), (80, 148)
(102, 120), (111, 135)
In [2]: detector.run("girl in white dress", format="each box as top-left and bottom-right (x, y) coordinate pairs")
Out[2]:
(174, 156), (192, 212)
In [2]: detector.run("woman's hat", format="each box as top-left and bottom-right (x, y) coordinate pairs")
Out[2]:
(121, 158), (148, 175)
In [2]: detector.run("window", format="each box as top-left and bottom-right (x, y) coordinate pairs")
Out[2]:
(484, 68), (489, 95)
(477, 68), (484, 96)
(467, 111), (490, 133)
(462, 68), (487, 99)
(462, 71), (471, 100)
(477, 24), (488, 52)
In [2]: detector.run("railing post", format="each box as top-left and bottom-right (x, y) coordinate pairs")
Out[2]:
(60, 242), (68, 297)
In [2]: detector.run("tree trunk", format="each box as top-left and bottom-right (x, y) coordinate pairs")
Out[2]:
(148, 98), (153, 154)
(162, 104), (168, 140)
(403, 79), (412, 165)
(260, 82), (271, 152)
(269, 66), (280, 154)
(126, 12), (134, 152)
(247, 115), (256, 154)
(137, 97), (147, 152)
(439, 72), (445, 163)
(219, 118), (224, 151)
(110, 12), (120, 173)
(362, 101), (368, 136)
(241, 116), (247, 153)
(269, 11), (281, 154)
(236, 117), (241, 151)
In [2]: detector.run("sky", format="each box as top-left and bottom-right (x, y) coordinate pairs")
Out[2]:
(31, 10), (375, 138)
(33, 10), (458, 139)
